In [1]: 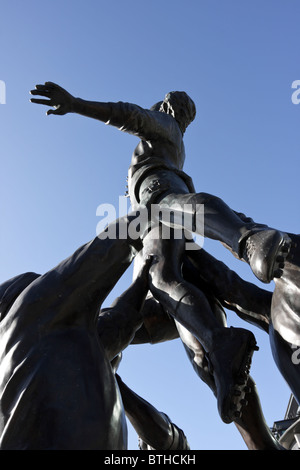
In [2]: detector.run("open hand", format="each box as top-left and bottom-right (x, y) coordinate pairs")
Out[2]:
(30, 81), (75, 115)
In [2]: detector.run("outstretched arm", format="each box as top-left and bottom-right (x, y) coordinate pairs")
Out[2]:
(30, 82), (170, 141)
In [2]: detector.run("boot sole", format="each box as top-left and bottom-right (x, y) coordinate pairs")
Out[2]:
(268, 232), (291, 281)
(221, 333), (258, 424)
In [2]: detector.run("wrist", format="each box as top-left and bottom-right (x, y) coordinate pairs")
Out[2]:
(70, 96), (82, 113)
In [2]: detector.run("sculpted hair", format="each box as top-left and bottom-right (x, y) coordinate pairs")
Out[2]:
(161, 91), (196, 133)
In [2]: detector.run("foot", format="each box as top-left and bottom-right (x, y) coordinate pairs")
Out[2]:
(206, 327), (258, 424)
(240, 229), (291, 283)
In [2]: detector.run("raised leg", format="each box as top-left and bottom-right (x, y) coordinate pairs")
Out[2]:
(158, 191), (291, 283)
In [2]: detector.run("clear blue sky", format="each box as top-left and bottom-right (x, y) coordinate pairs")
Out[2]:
(1, 0), (300, 450)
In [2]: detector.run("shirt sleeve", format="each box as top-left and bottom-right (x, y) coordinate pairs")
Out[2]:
(106, 101), (176, 142)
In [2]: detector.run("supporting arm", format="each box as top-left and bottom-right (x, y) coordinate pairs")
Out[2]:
(97, 256), (153, 361)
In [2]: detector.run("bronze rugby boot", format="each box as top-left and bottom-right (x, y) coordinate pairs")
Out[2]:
(206, 327), (259, 424)
(239, 229), (291, 283)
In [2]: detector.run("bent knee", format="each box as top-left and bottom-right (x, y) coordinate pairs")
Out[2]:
(193, 192), (223, 206)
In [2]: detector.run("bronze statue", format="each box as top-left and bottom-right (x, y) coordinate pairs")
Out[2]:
(128, 235), (283, 450)
(256, 231), (300, 405)
(191, 220), (300, 407)
(29, 82), (291, 285)
(96, 234), (283, 450)
(29, 82), (263, 424)
(0, 215), (151, 449)
(27, 81), (300, 448)
(0, 217), (289, 450)
(130, 233), (300, 448)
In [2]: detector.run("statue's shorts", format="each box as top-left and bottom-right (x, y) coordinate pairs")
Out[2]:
(137, 169), (192, 208)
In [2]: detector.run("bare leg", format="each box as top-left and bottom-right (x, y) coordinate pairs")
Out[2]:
(116, 375), (190, 450)
(158, 191), (252, 251)
(234, 377), (285, 450)
(158, 191), (291, 283)
(141, 225), (258, 423)
(184, 247), (271, 333)
(140, 226), (227, 351)
(130, 284), (282, 449)
(176, 321), (283, 449)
